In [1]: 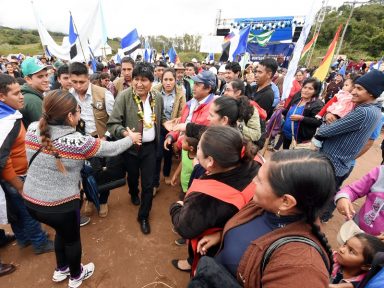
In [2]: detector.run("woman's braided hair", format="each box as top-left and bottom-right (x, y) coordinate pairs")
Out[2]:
(38, 90), (78, 174)
(267, 150), (336, 273)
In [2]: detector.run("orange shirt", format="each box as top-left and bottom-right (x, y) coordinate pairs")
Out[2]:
(1, 123), (28, 181)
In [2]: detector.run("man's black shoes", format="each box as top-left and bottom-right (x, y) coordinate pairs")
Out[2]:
(131, 195), (140, 206)
(138, 219), (150, 235)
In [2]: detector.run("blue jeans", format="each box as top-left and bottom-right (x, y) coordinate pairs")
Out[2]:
(1, 178), (48, 249)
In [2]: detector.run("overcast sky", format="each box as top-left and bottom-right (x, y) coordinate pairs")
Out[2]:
(1, 0), (347, 37)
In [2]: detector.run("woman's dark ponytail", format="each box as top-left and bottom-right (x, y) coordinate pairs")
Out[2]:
(38, 90), (78, 174)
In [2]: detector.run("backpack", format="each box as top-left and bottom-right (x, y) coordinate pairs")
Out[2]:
(358, 252), (384, 288)
(80, 163), (100, 211)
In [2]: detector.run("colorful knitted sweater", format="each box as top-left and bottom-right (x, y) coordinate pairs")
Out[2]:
(23, 122), (133, 207)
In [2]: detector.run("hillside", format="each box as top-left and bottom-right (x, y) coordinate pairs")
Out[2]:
(0, 2), (383, 62)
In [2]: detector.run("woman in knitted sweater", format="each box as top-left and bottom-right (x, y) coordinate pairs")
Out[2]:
(22, 90), (141, 288)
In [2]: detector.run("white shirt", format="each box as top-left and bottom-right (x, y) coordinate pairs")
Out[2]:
(70, 85), (115, 136)
(186, 94), (211, 123)
(142, 95), (156, 143)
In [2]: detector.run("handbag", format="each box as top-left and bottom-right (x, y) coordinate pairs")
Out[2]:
(288, 101), (314, 150)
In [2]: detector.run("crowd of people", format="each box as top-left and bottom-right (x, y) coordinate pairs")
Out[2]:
(0, 51), (384, 288)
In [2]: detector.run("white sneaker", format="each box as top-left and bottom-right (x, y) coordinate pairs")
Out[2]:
(68, 263), (95, 288)
(52, 266), (70, 282)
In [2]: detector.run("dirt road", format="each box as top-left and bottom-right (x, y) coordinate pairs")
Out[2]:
(1, 140), (382, 288)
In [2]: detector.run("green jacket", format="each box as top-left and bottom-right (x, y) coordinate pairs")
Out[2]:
(20, 84), (44, 128)
(107, 87), (165, 153)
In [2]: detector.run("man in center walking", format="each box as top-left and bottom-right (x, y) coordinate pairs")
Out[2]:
(107, 62), (165, 235)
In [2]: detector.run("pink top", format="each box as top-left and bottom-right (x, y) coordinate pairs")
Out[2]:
(327, 90), (355, 118)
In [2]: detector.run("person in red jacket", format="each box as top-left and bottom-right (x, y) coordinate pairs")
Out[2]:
(164, 70), (216, 152)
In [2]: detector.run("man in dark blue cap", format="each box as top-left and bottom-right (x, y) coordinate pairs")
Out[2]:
(315, 69), (384, 222)
(164, 70), (216, 153)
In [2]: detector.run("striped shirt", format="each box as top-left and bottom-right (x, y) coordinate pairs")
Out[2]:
(318, 102), (381, 176)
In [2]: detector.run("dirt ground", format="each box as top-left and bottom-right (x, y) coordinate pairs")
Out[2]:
(1, 139), (382, 288)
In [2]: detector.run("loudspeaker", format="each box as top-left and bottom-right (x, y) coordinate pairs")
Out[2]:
(292, 26), (303, 43)
(216, 28), (230, 37)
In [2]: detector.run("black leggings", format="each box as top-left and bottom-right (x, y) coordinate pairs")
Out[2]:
(27, 207), (82, 277)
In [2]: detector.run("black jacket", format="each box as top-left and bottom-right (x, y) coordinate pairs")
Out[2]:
(282, 93), (324, 143)
(245, 84), (274, 118)
(169, 162), (260, 240)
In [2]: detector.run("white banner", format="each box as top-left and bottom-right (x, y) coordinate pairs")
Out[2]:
(281, 0), (318, 100)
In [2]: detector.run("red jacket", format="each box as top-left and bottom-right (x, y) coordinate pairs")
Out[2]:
(167, 94), (215, 150)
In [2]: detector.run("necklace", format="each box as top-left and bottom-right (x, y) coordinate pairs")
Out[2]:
(133, 91), (156, 128)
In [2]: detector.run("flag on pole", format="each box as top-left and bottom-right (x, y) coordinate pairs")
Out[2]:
(313, 25), (343, 81)
(144, 38), (151, 62)
(44, 46), (52, 58)
(248, 30), (274, 47)
(121, 29), (141, 55)
(88, 46), (97, 72)
(69, 14), (78, 59)
(168, 47), (179, 64)
(228, 25), (251, 61)
(239, 52), (250, 71)
(300, 33), (319, 59)
(116, 54), (121, 64)
(219, 32), (235, 62)
(205, 53), (214, 63)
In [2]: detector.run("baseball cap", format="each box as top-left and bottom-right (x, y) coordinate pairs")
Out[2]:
(191, 70), (216, 89)
(336, 220), (364, 245)
(21, 57), (47, 76)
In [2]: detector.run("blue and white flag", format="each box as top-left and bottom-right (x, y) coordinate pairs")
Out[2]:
(121, 29), (141, 55)
(205, 53), (214, 63)
(228, 25), (251, 62)
(88, 46), (97, 72)
(168, 47), (178, 64)
(144, 38), (152, 62)
(116, 53), (121, 64)
(69, 14), (78, 59)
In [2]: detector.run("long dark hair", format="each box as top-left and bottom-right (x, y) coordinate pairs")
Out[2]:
(213, 96), (254, 126)
(199, 126), (253, 169)
(267, 150), (336, 272)
(39, 90), (78, 174)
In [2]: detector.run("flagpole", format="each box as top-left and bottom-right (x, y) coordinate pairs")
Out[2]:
(70, 11), (87, 62)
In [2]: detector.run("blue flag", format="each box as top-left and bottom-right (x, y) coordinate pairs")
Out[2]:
(121, 29), (141, 55)
(144, 38), (151, 62)
(116, 54), (121, 64)
(88, 47), (97, 72)
(229, 25), (251, 61)
(69, 14), (78, 59)
(168, 47), (178, 64)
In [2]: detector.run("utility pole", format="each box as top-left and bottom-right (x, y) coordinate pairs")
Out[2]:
(215, 9), (222, 35)
(335, 0), (368, 59)
(305, 0), (328, 67)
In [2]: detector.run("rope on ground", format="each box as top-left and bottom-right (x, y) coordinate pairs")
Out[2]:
(139, 281), (176, 288)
